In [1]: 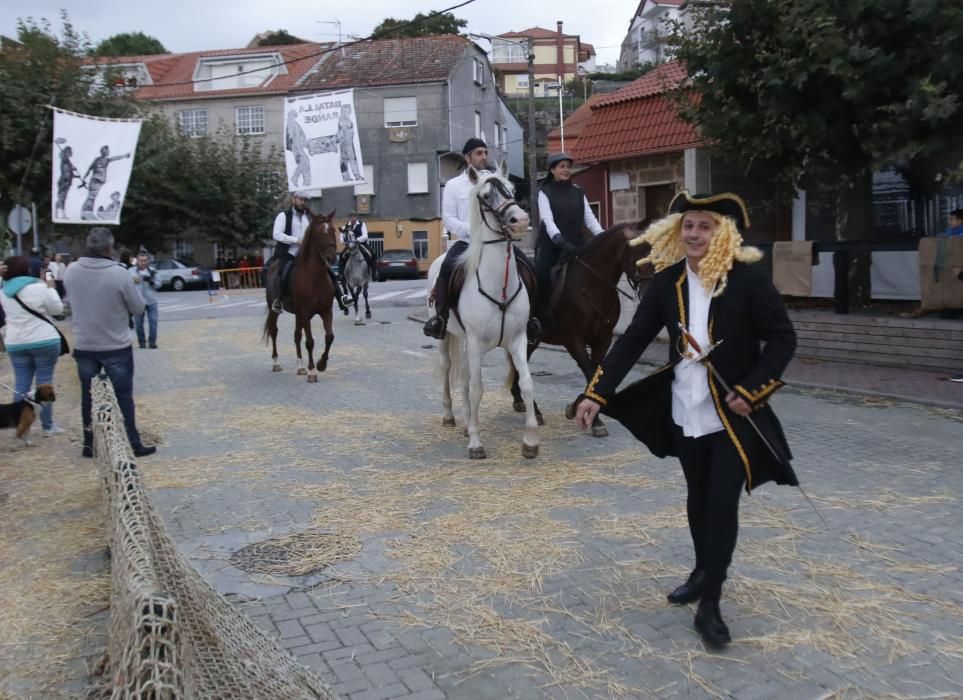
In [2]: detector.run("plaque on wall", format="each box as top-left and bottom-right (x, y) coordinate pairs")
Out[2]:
(355, 194), (371, 214)
(388, 127), (413, 143)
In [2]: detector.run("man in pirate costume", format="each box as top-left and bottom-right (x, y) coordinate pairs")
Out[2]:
(574, 191), (798, 648)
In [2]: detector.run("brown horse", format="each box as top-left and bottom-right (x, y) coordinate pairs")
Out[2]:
(508, 223), (652, 435)
(263, 212), (338, 382)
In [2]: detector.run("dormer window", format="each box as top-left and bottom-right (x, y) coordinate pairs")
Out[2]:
(193, 53), (286, 92)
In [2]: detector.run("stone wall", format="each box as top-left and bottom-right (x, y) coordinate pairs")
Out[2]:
(609, 153), (685, 224)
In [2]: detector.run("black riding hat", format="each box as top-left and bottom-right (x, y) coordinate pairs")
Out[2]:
(668, 190), (751, 232)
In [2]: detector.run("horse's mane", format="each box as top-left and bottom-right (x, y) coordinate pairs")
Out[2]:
(578, 225), (634, 258)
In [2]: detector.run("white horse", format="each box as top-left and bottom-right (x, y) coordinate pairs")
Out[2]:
(428, 162), (538, 460)
(342, 236), (371, 325)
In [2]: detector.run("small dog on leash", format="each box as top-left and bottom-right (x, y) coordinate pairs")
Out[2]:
(0, 384), (56, 446)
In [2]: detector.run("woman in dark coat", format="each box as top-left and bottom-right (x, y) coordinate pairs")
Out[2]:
(575, 191), (798, 648)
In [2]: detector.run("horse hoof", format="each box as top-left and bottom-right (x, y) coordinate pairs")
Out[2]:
(522, 443), (539, 459)
(536, 412), (545, 426)
(319, 362), (327, 372)
(442, 417), (456, 428)
(296, 368), (307, 375)
(342, 309), (349, 316)
(592, 425), (609, 438)
(354, 320), (364, 326)
(272, 364), (282, 372)
(512, 401), (526, 413)
(469, 447), (486, 460)
(564, 403), (576, 420)
(365, 311), (372, 319)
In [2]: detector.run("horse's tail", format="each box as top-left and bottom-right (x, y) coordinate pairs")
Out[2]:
(262, 307), (276, 345)
(435, 333), (465, 387)
(504, 349), (518, 390)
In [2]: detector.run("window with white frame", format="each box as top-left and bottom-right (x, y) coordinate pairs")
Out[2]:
(491, 39), (527, 64)
(493, 122), (500, 148)
(235, 106), (265, 135)
(407, 163), (429, 194)
(178, 109), (208, 138)
(516, 75), (529, 89)
(412, 231), (429, 259)
(473, 58), (484, 84)
(474, 111), (481, 138)
(384, 96), (417, 127)
(354, 165), (375, 195)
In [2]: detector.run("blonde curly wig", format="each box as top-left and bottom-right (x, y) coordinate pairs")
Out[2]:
(636, 211), (762, 296)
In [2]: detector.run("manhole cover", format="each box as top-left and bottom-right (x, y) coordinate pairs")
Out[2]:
(230, 531), (361, 577)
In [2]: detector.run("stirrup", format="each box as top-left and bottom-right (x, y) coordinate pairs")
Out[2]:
(423, 315), (447, 340)
(526, 317), (542, 343)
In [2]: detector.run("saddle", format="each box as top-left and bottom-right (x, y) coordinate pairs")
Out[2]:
(547, 261), (571, 314)
(445, 257), (537, 311)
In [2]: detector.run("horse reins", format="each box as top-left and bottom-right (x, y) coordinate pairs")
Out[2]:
(473, 179), (526, 346)
(574, 257), (637, 301)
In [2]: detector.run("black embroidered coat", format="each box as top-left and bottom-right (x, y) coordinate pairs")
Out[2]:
(584, 259), (799, 493)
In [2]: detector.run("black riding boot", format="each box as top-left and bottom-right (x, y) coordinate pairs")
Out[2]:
(269, 270), (283, 314)
(423, 281), (449, 340)
(328, 270), (349, 313)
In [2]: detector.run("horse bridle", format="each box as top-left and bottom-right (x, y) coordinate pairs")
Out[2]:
(476, 177), (520, 240)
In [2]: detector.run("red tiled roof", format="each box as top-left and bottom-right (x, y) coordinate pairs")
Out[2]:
(498, 27), (576, 40)
(85, 43), (328, 100)
(547, 94), (606, 153)
(297, 35), (472, 90)
(580, 42), (596, 55)
(564, 63), (701, 163)
(595, 61), (687, 106)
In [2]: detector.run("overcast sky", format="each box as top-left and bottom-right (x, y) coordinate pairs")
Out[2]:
(2, 1), (631, 67)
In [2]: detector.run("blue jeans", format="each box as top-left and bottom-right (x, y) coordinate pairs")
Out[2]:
(74, 346), (143, 451)
(8, 343), (60, 430)
(135, 302), (158, 347)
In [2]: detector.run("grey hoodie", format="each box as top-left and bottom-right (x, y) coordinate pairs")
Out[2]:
(64, 256), (145, 351)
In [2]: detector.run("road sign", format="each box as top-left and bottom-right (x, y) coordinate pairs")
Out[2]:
(7, 205), (31, 235)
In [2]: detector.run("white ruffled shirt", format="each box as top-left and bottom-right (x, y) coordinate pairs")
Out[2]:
(671, 264), (724, 438)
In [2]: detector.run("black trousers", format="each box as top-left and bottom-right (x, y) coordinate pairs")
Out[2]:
(674, 426), (746, 602)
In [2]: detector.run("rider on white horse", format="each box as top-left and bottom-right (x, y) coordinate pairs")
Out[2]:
(423, 138), (541, 342)
(269, 191), (347, 314)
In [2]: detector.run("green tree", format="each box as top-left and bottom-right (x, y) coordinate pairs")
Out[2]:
(255, 29), (307, 46)
(671, 0), (963, 303)
(371, 12), (467, 39)
(94, 31), (167, 56)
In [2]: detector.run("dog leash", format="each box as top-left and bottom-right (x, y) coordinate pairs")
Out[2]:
(0, 378), (40, 407)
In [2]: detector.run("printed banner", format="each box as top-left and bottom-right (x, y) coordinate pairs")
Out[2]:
(51, 108), (142, 225)
(283, 89), (365, 192)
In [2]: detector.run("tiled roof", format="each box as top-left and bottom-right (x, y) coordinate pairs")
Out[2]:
(561, 62), (701, 163)
(297, 35), (472, 90)
(594, 61), (687, 106)
(546, 94), (606, 153)
(85, 43), (328, 100)
(498, 27), (576, 40)
(580, 42), (596, 55)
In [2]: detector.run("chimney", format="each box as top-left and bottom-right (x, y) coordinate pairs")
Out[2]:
(556, 21), (565, 82)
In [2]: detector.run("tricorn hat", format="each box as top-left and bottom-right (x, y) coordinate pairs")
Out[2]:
(668, 190), (751, 232)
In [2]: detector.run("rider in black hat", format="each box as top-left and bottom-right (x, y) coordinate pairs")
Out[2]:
(423, 138), (540, 341)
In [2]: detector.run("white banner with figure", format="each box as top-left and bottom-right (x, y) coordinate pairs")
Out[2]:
(51, 108), (141, 225)
(283, 89), (365, 192)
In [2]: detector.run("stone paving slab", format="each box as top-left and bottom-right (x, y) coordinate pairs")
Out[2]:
(125, 306), (962, 699)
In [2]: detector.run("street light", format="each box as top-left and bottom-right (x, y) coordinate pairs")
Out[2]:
(472, 33), (539, 231)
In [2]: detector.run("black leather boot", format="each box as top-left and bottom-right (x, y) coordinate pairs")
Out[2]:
(694, 599), (731, 648)
(667, 570), (705, 605)
(423, 305), (449, 340)
(526, 317), (542, 343)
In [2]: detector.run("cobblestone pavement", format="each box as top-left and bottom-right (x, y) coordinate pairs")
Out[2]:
(124, 304), (960, 699)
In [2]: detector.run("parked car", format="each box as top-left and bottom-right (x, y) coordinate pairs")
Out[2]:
(155, 259), (208, 291)
(375, 249), (421, 281)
